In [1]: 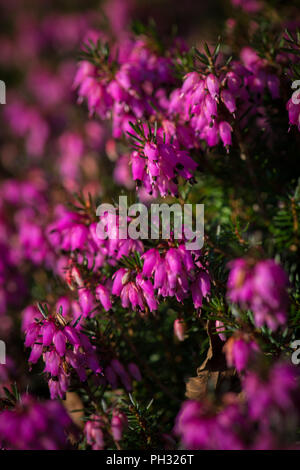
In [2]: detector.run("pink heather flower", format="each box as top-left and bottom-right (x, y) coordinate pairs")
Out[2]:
(219, 121), (233, 148)
(110, 359), (133, 391)
(206, 74), (220, 101)
(174, 319), (186, 341)
(53, 330), (67, 356)
(128, 362), (142, 382)
(142, 248), (160, 277)
(105, 365), (119, 389)
(78, 288), (97, 317)
(191, 272), (211, 308)
(221, 89), (236, 114)
(95, 284), (112, 311)
(227, 258), (253, 304)
(223, 334), (260, 372)
(227, 258), (289, 331)
(267, 75), (280, 99)
(111, 410), (128, 442)
(84, 415), (105, 450)
(41, 321), (56, 346)
(287, 96), (300, 131)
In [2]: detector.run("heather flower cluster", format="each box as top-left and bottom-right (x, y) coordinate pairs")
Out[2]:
(84, 409), (128, 449)
(25, 310), (102, 399)
(227, 259), (289, 331)
(0, 0), (299, 452)
(0, 395), (73, 450)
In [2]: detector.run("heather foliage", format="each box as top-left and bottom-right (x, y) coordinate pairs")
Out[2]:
(0, 0), (300, 450)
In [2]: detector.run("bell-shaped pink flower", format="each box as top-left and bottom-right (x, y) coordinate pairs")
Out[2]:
(174, 319), (186, 341)
(111, 410), (128, 442)
(206, 74), (220, 101)
(221, 89), (236, 114)
(219, 121), (232, 147)
(53, 330), (66, 357)
(95, 284), (112, 311)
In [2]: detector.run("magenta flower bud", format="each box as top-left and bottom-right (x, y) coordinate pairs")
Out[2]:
(224, 335), (259, 372)
(44, 350), (60, 376)
(120, 284), (130, 308)
(205, 122), (219, 147)
(53, 330), (66, 357)
(182, 72), (200, 94)
(95, 284), (112, 311)
(190, 81), (205, 107)
(154, 261), (167, 288)
(87, 353), (102, 374)
(111, 410), (128, 442)
(169, 89), (182, 114)
(131, 152), (145, 182)
(148, 160), (160, 179)
(112, 268), (128, 296)
(107, 80), (126, 101)
(136, 275), (158, 311)
(70, 224), (88, 251)
(41, 322), (56, 347)
(267, 74), (280, 99)
(105, 365), (118, 389)
(178, 246), (194, 271)
(287, 99), (300, 127)
(128, 362), (142, 381)
(144, 142), (159, 162)
(29, 343), (43, 364)
(206, 74), (220, 100)
(165, 248), (182, 275)
(116, 67), (131, 90)
(226, 71), (242, 92)
(219, 121), (232, 147)
(25, 324), (40, 348)
(110, 358), (127, 377)
(191, 280), (203, 308)
(78, 288), (96, 317)
(59, 372), (69, 394)
(142, 248), (160, 277)
(119, 371), (133, 391)
(198, 271), (211, 298)
(85, 415), (105, 450)
(64, 326), (80, 346)
(232, 338), (252, 372)
(110, 360), (132, 390)
(174, 319), (186, 341)
(204, 95), (217, 121)
(128, 282), (144, 310)
(49, 379), (61, 400)
(221, 89), (236, 114)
